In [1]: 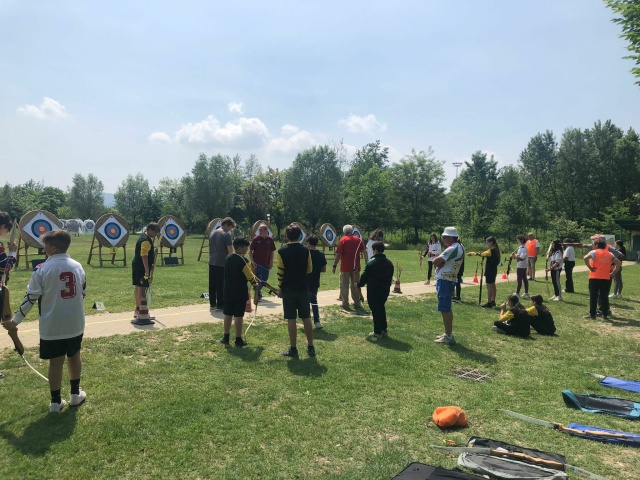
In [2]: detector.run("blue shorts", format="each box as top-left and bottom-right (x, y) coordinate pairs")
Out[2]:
(436, 279), (454, 312)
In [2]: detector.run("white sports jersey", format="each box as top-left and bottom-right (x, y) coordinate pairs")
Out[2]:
(13, 253), (86, 340)
(516, 244), (528, 269)
(435, 242), (464, 282)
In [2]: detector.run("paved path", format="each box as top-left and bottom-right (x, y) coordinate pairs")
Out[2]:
(0, 263), (626, 351)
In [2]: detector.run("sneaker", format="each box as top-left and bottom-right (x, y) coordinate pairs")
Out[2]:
(435, 333), (447, 340)
(131, 319), (155, 326)
(452, 296), (461, 302)
(603, 315), (609, 321)
(521, 293), (530, 299)
(307, 345), (316, 357)
(549, 296), (557, 301)
(70, 388), (87, 406)
(341, 304), (350, 310)
(424, 280), (431, 285)
(583, 314), (595, 319)
(481, 302), (495, 308)
(281, 347), (299, 358)
(381, 329), (389, 337)
(234, 338), (248, 348)
(219, 336), (230, 345)
(314, 321), (324, 329)
(513, 292), (520, 298)
(368, 332), (382, 339)
(49, 399), (67, 413)
(553, 296), (562, 301)
(608, 293), (616, 298)
(434, 334), (455, 344)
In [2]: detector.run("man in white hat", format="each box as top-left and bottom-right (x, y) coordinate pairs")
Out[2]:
(432, 227), (465, 344)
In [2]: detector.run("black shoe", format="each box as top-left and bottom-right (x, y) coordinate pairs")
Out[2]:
(235, 338), (248, 348)
(131, 319), (155, 326)
(307, 345), (316, 357)
(481, 302), (495, 308)
(281, 347), (299, 358)
(219, 336), (230, 345)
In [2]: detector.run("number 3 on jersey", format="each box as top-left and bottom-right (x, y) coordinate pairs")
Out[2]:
(59, 271), (77, 299)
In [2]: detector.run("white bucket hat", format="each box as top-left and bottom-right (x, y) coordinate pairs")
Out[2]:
(441, 226), (459, 238)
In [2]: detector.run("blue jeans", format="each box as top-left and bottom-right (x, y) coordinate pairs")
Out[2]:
(254, 264), (270, 299)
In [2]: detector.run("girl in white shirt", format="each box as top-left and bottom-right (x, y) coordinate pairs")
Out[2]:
(422, 233), (441, 285)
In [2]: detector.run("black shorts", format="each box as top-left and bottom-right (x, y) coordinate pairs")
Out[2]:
(40, 334), (83, 360)
(132, 264), (149, 287)
(223, 297), (246, 318)
(282, 290), (311, 319)
(485, 268), (498, 284)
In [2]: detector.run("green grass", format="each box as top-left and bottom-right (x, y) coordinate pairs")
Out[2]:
(1, 253), (638, 479)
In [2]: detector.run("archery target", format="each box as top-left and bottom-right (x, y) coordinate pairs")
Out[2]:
(320, 224), (337, 247)
(21, 211), (62, 247)
(159, 215), (186, 248)
(60, 219), (67, 229)
(352, 226), (363, 239)
(250, 220), (273, 238)
(98, 215), (127, 247)
(290, 222), (307, 244)
(205, 218), (223, 237)
(84, 219), (95, 233)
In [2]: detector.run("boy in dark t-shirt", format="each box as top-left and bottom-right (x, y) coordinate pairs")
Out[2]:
(219, 237), (258, 347)
(306, 235), (327, 329)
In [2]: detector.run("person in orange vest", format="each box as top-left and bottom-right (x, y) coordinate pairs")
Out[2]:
(583, 237), (621, 320)
(525, 232), (539, 281)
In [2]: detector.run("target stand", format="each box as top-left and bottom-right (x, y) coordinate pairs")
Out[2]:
(157, 215), (186, 266)
(318, 223), (338, 261)
(197, 218), (222, 262)
(88, 214), (130, 266)
(16, 210), (62, 269)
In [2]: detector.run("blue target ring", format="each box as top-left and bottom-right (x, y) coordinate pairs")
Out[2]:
(353, 230), (361, 239)
(85, 221), (95, 230)
(104, 222), (122, 240)
(165, 225), (179, 240)
(325, 230), (334, 242)
(32, 219), (53, 238)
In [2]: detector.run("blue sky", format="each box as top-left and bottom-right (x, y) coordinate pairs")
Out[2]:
(1, 0), (639, 193)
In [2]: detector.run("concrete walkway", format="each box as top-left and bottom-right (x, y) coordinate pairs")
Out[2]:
(0, 263), (621, 350)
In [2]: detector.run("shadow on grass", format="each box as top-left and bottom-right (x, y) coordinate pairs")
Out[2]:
(449, 343), (497, 364)
(313, 330), (339, 342)
(0, 409), (77, 456)
(604, 317), (640, 328)
(286, 357), (328, 377)
(227, 345), (265, 361)
(366, 336), (412, 352)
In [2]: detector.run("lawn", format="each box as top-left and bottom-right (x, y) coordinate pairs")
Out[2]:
(0, 234), (638, 479)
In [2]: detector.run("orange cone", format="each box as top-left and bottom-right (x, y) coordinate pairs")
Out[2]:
(393, 276), (402, 294)
(502, 270), (507, 280)
(473, 272), (479, 283)
(245, 290), (253, 312)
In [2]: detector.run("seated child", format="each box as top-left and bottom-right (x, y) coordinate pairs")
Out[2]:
(526, 294), (556, 335)
(494, 294), (530, 338)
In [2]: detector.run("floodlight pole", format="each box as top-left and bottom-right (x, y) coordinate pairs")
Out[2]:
(452, 162), (463, 178)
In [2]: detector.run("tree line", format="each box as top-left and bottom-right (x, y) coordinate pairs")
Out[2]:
(1, 120), (639, 245)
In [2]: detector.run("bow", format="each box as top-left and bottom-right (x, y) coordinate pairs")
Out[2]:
(431, 445), (605, 480)
(478, 257), (485, 305)
(419, 250), (423, 270)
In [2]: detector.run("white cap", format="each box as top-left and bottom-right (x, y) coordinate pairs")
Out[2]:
(442, 226), (459, 238)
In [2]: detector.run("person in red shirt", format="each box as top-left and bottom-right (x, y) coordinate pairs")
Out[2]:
(332, 225), (367, 310)
(249, 223), (276, 301)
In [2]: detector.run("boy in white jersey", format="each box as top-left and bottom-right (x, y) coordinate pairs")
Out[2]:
(432, 227), (464, 344)
(2, 230), (87, 413)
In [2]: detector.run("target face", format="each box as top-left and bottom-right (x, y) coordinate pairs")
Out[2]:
(162, 217), (184, 247)
(22, 212), (61, 246)
(352, 228), (362, 239)
(84, 219), (95, 231)
(97, 215), (128, 247)
(322, 226), (336, 246)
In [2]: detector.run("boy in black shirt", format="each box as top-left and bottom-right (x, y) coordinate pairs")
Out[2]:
(307, 235), (327, 329)
(219, 237), (258, 347)
(358, 241), (394, 338)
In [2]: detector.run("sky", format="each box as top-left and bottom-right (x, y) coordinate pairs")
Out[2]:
(1, 0), (639, 193)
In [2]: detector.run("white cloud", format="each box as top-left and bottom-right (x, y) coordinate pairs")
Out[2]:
(148, 131), (172, 143)
(267, 124), (316, 154)
(17, 97), (69, 120)
(339, 113), (387, 134)
(228, 102), (244, 114)
(174, 115), (269, 147)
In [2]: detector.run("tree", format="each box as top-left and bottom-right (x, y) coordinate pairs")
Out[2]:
(388, 148), (446, 243)
(115, 173), (152, 232)
(605, 0), (640, 86)
(258, 167), (286, 237)
(68, 173), (105, 219)
(491, 165), (533, 246)
(283, 145), (343, 230)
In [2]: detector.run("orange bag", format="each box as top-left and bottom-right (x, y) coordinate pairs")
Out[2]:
(432, 406), (468, 427)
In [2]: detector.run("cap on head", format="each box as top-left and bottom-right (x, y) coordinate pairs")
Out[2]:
(441, 226), (459, 238)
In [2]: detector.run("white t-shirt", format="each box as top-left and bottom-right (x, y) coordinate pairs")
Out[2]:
(564, 245), (575, 262)
(551, 250), (564, 270)
(427, 242), (441, 262)
(13, 253), (86, 340)
(516, 244), (528, 269)
(435, 242), (464, 282)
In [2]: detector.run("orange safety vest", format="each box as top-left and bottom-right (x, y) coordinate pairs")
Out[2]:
(526, 239), (538, 257)
(589, 249), (613, 280)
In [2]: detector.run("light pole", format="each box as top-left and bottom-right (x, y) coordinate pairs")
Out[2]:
(452, 162), (463, 178)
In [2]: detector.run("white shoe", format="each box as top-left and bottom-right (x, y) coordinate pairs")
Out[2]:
(368, 332), (382, 339)
(549, 296), (557, 301)
(70, 388), (87, 406)
(314, 321), (324, 329)
(434, 334), (455, 344)
(553, 296), (562, 301)
(609, 293), (616, 298)
(49, 399), (67, 413)
(521, 293), (530, 299)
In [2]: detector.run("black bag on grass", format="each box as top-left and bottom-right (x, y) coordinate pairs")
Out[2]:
(391, 462), (486, 479)
(562, 390), (640, 419)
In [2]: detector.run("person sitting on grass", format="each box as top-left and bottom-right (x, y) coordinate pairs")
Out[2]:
(493, 294), (530, 338)
(525, 295), (556, 335)
(358, 241), (394, 339)
(219, 237), (258, 348)
(2, 229), (87, 413)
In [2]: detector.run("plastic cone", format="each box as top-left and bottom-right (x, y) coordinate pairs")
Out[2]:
(473, 272), (479, 283)
(502, 270), (507, 280)
(245, 290), (253, 312)
(393, 277), (402, 294)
